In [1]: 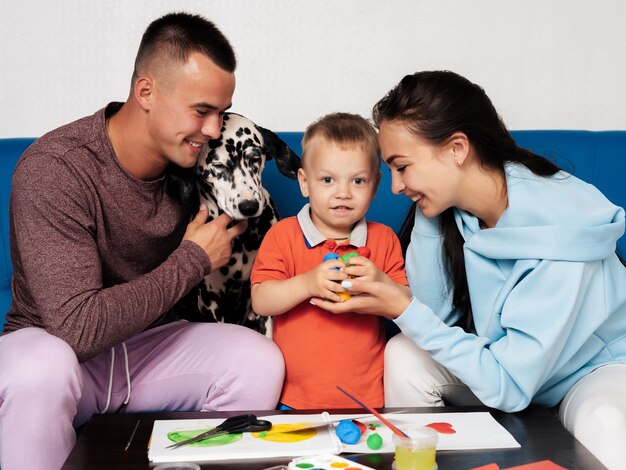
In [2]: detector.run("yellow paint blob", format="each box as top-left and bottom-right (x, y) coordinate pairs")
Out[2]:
(252, 423), (317, 443)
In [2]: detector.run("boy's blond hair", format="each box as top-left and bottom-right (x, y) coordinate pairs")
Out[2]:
(301, 113), (380, 172)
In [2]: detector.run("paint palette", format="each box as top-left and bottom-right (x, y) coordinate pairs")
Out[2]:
(288, 453), (375, 470)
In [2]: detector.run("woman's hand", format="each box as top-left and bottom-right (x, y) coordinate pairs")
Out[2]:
(311, 278), (412, 319)
(342, 256), (386, 283)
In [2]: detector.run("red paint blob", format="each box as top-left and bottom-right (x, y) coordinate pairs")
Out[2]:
(425, 422), (456, 434)
(351, 420), (367, 433)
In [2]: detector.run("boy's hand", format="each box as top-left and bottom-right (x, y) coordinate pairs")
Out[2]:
(304, 258), (349, 302)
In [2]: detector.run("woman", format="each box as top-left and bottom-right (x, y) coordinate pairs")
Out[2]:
(314, 71), (626, 469)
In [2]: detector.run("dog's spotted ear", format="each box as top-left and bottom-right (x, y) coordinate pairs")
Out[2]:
(258, 126), (301, 179)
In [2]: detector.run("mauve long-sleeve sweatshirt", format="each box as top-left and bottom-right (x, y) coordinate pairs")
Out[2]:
(3, 103), (211, 361)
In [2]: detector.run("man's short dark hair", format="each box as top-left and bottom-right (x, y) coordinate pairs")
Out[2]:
(133, 12), (236, 84)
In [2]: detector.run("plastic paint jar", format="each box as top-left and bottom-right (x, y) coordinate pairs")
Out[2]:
(392, 427), (438, 470)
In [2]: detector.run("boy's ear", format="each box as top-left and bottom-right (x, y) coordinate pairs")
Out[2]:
(297, 168), (309, 197)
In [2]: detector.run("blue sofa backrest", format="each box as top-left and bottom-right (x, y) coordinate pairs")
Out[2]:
(2, 131), (625, 328)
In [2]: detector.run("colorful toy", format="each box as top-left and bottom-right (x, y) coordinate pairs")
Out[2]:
(323, 252), (341, 264)
(322, 248), (371, 300)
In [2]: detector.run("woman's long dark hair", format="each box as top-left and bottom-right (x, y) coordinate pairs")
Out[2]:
(373, 71), (561, 331)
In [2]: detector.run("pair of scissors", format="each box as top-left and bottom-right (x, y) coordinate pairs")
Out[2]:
(166, 414), (272, 449)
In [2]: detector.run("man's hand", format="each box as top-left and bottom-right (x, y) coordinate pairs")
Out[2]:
(183, 205), (248, 271)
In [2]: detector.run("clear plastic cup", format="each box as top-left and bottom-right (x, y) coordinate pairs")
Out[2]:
(392, 426), (438, 470)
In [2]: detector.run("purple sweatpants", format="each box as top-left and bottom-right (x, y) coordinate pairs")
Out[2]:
(0, 321), (284, 470)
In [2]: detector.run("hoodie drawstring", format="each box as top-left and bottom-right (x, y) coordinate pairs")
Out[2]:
(97, 342), (132, 414)
(121, 342), (132, 406)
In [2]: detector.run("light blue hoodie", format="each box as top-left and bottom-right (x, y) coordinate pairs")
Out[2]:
(397, 163), (626, 411)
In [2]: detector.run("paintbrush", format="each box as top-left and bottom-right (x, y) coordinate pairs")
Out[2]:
(336, 385), (409, 438)
(124, 419), (140, 452)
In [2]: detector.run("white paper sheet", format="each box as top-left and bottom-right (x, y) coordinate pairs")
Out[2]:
(148, 411), (519, 463)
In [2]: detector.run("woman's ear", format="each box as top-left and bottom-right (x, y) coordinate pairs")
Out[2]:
(449, 132), (470, 166)
(297, 168), (309, 197)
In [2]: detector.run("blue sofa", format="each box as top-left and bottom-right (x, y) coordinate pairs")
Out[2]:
(1, 131), (625, 328)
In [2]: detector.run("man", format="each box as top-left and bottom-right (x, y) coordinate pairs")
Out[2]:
(0, 12), (284, 470)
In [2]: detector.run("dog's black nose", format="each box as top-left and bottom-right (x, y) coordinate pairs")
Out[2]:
(238, 199), (259, 217)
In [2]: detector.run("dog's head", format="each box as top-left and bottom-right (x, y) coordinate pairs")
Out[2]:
(195, 113), (300, 219)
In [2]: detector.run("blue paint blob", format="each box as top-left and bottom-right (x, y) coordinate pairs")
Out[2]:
(335, 419), (362, 444)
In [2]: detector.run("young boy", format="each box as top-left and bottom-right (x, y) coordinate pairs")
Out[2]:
(251, 113), (409, 409)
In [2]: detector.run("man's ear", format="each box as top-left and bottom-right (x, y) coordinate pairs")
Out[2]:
(297, 168), (309, 197)
(134, 76), (154, 111)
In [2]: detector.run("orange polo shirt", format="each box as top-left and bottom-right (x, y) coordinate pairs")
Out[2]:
(251, 206), (408, 409)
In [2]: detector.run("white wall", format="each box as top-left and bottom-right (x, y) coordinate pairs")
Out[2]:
(1, 0), (625, 138)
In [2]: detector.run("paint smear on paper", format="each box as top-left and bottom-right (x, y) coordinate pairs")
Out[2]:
(425, 422), (456, 434)
(252, 423), (317, 442)
(167, 428), (242, 447)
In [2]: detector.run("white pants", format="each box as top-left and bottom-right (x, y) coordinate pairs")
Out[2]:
(385, 333), (626, 470)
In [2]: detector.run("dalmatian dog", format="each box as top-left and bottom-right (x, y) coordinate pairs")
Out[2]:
(180, 112), (300, 335)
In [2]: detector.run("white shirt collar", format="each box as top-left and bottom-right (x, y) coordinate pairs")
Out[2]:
(296, 203), (368, 248)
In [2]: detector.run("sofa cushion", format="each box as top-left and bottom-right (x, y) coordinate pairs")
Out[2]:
(1, 131), (625, 329)
(1, 138), (34, 327)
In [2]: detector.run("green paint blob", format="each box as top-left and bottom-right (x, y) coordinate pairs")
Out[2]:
(295, 464), (315, 469)
(258, 431), (268, 437)
(366, 432), (383, 450)
(167, 428), (242, 447)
